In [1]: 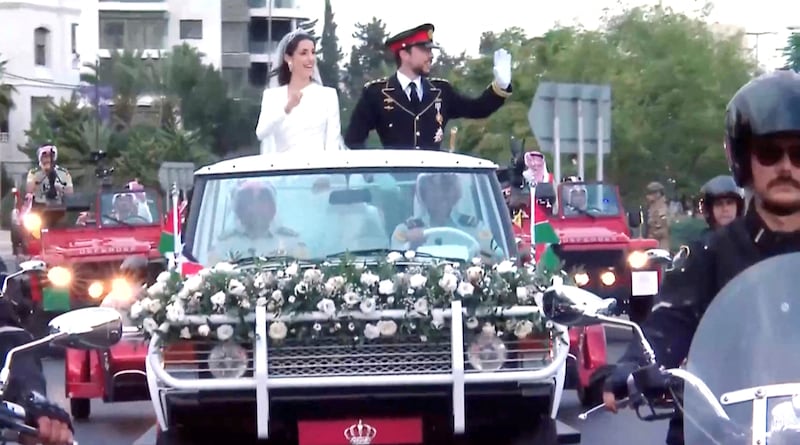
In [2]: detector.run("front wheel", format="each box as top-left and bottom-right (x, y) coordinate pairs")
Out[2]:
(70, 398), (90, 420)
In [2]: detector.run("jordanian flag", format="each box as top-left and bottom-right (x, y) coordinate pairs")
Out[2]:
(158, 201), (185, 255)
(532, 199), (561, 273)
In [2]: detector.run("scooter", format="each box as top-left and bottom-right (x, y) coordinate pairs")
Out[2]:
(0, 260), (124, 445)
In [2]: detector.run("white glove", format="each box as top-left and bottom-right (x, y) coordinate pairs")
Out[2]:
(492, 48), (512, 90)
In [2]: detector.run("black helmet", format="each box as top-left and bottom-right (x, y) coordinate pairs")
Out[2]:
(699, 175), (745, 226)
(725, 70), (800, 186)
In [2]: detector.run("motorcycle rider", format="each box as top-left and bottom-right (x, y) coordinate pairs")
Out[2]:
(0, 281), (73, 444)
(601, 70), (800, 444)
(698, 174), (745, 237)
(25, 145), (73, 205)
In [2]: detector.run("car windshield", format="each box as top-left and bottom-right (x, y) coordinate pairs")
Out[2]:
(186, 169), (513, 265)
(98, 190), (161, 226)
(560, 183), (620, 217)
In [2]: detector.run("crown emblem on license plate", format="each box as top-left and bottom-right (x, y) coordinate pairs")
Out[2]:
(344, 419), (377, 445)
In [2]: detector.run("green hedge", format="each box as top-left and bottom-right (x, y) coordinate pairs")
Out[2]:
(669, 217), (708, 251)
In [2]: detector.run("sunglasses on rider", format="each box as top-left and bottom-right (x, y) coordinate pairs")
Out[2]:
(752, 145), (800, 168)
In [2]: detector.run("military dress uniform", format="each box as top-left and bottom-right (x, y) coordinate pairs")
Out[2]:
(208, 227), (309, 264)
(391, 213), (504, 259)
(344, 24), (512, 150)
(26, 166), (72, 205)
(645, 182), (670, 250)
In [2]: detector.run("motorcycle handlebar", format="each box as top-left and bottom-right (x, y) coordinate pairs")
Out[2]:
(0, 401), (78, 445)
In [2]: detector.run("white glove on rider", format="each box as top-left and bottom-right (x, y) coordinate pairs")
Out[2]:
(492, 49), (512, 90)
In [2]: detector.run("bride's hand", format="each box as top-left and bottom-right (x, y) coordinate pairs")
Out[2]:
(285, 90), (303, 114)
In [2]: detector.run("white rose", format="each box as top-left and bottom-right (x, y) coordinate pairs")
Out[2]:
(271, 290), (284, 302)
(443, 264), (455, 274)
(325, 276), (345, 294)
(409, 274), (427, 289)
(268, 321), (288, 340)
(377, 320), (398, 337)
(197, 324), (211, 337)
(156, 271), (172, 283)
(213, 262), (236, 273)
(198, 268), (213, 278)
(216, 324), (234, 341)
(129, 301), (143, 319)
(303, 268), (323, 284)
(403, 250), (416, 260)
(516, 287), (529, 303)
(177, 287), (191, 301)
(438, 273), (458, 293)
(210, 291), (227, 308)
(147, 298), (162, 314)
(316, 298), (336, 316)
(514, 320), (534, 339)
(359, 298), (376, 314)
(533, 291), (544, 308)
(465, 317), (479, 329)
(386, 252), (403, 263)
(466, 266), (484, 283)
(413, 297), (429, 315)
(184, 275), (203, 293)
(360, 271), (380, 287)
(256, 297), (267, 307)
(179, 327), (191, 339)
(496, 260), (517, 274)
(294, 282), (308, 295)
(457, 281), (474, 297)
(147, 281), (166, 297)
(228, 279), (246, 296)
(284, 263), (299, 277)
(165, 302), (185, 323)
(142, 317), (158, 333)
(239, 298), (251, 310)
(471, 257), (482, 266)
(378, 279), (395, 295)
(342, 291), (360, 306)
(288, 295), (296, 304)
(363, 323), (380, 339)
(431, 312), (445, 330)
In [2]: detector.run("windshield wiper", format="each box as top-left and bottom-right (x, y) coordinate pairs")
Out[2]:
(565, 205), (597, 220)
(101, 214), (133, 227)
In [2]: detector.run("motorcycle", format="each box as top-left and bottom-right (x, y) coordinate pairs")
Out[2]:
(541, 252), (800, 444)
(0, 260), (124, 445)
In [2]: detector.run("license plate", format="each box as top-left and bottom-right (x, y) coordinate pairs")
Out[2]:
(297, 417), (423, 445)
(631, 271), (659, 296)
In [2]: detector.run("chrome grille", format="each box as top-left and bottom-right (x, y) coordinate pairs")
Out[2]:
(160, 335), (553, 379)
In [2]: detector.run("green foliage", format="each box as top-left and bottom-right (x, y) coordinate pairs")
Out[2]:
(783, 32), (800, 71)
(318, 0), (342, 90)
(0, 57), (15, 124)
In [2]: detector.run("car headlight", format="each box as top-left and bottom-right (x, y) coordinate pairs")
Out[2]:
(600, 270), (616, 286)
(46, 267), (72, 287)
(87, 281), (104, 299)
(628, 251), (648, 269)
(467, 332), (507, 372)
(22, 213), (42, 233)
(573, 272), (589, 287)
(208, 342), (248, 378)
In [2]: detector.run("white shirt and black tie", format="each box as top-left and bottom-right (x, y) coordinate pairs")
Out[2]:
(396, 71), (422, 111)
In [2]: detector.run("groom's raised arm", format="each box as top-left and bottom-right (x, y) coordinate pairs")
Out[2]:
(344, 81), (380, 149)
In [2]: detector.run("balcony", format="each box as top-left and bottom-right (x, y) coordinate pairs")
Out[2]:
(249, 0), (308, 20)
(248, 0), (296, 8)
(248, 40), (278, 54)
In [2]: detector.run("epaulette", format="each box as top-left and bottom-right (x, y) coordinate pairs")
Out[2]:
(405, 217), (425, 229)
(429, 77), (450, 84)
(363, 78), (386, 88)
(276, 226), (299, 237)
(458, 214), (478, 227)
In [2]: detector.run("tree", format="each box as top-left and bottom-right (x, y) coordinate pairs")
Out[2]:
(0, 57), (15, 130)
(343, 18), (392, 99)
(783, 32), (800, 71)
(318, 0), (342, 90)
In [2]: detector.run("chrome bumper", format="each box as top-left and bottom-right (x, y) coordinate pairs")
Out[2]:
(146, 301), (569, 439)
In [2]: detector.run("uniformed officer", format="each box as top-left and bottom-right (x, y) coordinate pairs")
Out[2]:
(391, 173), (503, 259)
(344, 23), (513, 150)
(26, 144), (73, 205)
(645, 181), (670, 250)
(208, 180), (308, 263)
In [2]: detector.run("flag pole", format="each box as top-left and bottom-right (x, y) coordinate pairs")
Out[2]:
(171, 182), (180, 265)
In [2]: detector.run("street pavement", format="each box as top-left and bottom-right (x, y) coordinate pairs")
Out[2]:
(4, 230), (668, 444)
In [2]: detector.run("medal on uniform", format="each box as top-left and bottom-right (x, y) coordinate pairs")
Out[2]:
(434, 128), (443, 143)
(435, 102), (443, 126)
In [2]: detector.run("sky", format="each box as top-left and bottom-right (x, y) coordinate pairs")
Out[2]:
(298, 0), (800, 70)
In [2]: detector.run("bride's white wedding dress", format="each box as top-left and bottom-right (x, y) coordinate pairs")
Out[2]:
(255, 83), (342, 154)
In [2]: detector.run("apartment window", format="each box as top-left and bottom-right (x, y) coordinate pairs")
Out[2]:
(0, 117), (8, 135)
(99, 12), (167, 50)
(34, 27), (50, 66)
(71, 23), (78, 54)
(222, 22), (248, 53)
(180, 20), (203, 39)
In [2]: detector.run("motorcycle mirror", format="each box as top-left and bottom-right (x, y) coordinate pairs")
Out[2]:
(48, 307), (123, 350)
(18, 260), (46, 272)
(541, 284), (615, 327)
(645, 248), (673, 266)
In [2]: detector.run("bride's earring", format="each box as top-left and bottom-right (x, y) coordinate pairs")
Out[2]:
(288, 62), (293, 72)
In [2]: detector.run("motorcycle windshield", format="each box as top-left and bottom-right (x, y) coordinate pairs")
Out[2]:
(684, 252), (800, 445)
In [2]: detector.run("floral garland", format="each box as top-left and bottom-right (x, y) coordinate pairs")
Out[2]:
(128, 251), (564, 345)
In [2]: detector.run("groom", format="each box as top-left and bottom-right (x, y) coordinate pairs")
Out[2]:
(344, 23), (513, 151)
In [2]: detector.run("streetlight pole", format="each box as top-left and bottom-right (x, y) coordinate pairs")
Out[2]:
(266, 0), (273, 87)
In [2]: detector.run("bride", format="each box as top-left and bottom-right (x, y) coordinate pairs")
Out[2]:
(255, 29), (342, 153)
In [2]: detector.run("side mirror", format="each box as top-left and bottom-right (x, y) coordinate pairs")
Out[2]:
(541, 284), (616, 326)
(534, 183), (556, 201)
(627, 211), (642, 228)
(48, 307), (123, 350)
(645, 248), (673, 266)
(18, 260), (46, 272)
